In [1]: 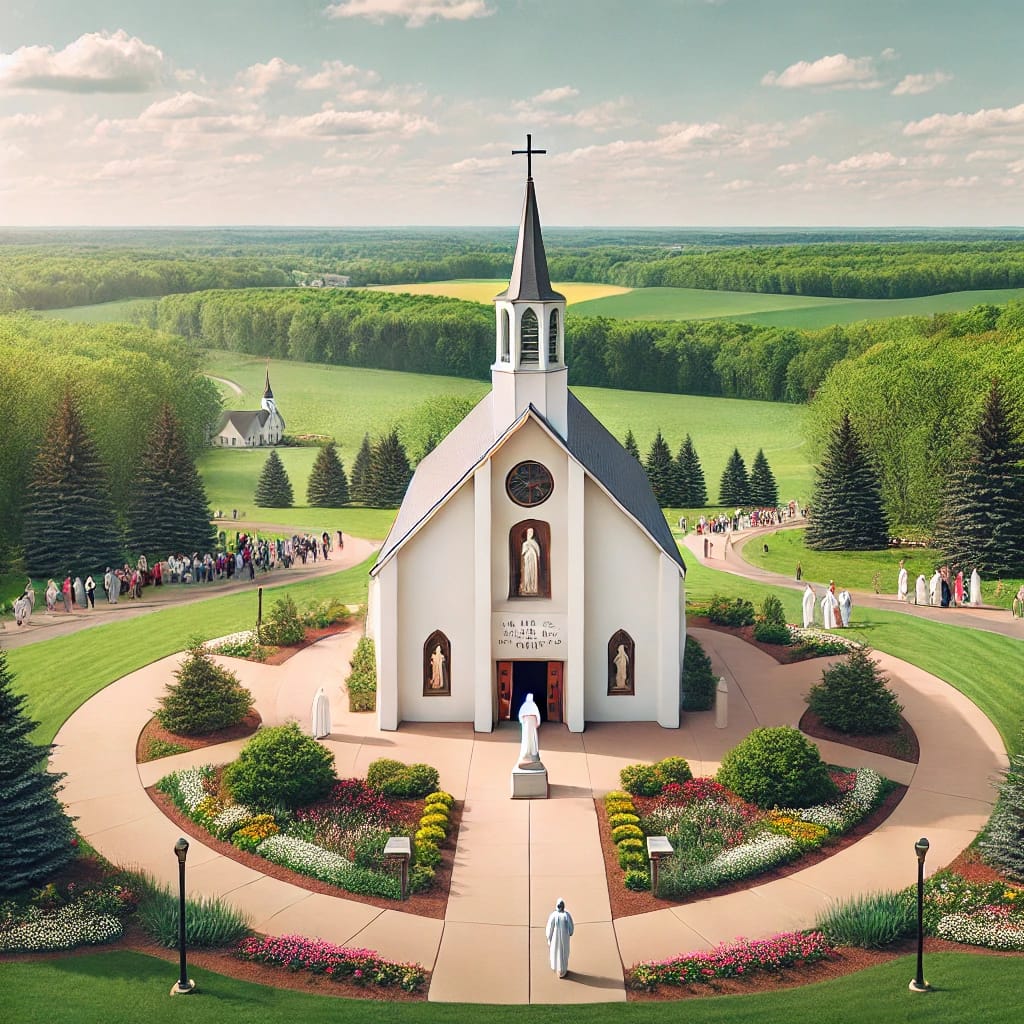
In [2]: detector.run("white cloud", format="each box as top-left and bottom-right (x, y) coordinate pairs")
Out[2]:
(236, 57), (301, 96)
(1008, 159), (1024, 174)
(904, 103), (1024, 140)
(892, 71), (953, 96)
(828, 151), (905, 172)
(966, 149), (1015, 162)
(532, 86), (579, 105)
(93, 156), (177, 180)
(448, 156), (503, 174)
(0, 29), (165, 92)
(141, 92), (218, 119)
(943, 175), (980, 188)
(762, 53), (881, 90)
(722, 179), (754, 191)
(275, 107), (438, 138)
(298, 61), (368, 91)
(324, 0), (494, 27)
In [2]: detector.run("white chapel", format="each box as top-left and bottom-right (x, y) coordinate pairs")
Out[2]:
(368, 146), (686, 733)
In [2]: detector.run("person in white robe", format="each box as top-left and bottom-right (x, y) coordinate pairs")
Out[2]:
(821, 590), (839, 629)
(897, 560), (908, 602)
(518, 693), (541, 764)
(45, 579), (58, 612)
(545, 899), (574, 978)
(802, 584), (815, 628)
(970, 569), (982, 606)
(73, 577), (87, 609)
(915, 574), (927, 605)
(929, 570), (941, 606)
(311, 687), (331, 739)
(13, 595), (31, 626)
(838, 589), (852, 627)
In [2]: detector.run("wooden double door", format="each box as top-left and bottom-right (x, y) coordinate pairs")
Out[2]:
(497, 660), (563, 724)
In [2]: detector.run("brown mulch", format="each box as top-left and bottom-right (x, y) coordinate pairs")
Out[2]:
(136, 711), (263, 764)
(257, 622), (350, 666)
(598, 783), (908, 920)
(688, 615), (823, 664)
(145, 784), (457, 921)
(800, 709), (920, 764)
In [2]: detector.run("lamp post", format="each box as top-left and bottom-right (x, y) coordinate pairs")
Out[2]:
(909, 836), (930, 993)
(170, 837), (196, 996)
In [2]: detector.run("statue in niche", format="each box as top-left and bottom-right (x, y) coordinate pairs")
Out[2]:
(509, 520), (550, 599)
(429, 645), (446, 690)
(422, 631), (451, 696)
(612, 644), (629, 690)
(607, 630), (635, 695)
(519, 527), (541, 596)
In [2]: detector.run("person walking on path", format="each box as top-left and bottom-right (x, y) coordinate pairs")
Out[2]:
(84, 575), (96, 609)
(61, 575), (72, 613)
(545, 899), (574, 979)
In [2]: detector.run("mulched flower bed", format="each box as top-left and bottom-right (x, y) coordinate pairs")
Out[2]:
(258, 623), (349, 666)
(800, 708), (919, 764)
(136, 710), (262, 764)
(688, 615), (827, 664)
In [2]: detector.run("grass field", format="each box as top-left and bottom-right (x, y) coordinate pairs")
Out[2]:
(35, 297), (156, 322)
(370, 279), (630, 305)
(2, 950), (1021, 1024)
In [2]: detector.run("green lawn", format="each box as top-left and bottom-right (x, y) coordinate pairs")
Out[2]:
(35, 298), (157, 322)
(1, 951), (1019, 1023)
(5, 560), (373, 746)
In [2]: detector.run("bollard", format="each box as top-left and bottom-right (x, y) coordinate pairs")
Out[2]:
(715, 676), (728, 729)
(646, 836), (673, 896)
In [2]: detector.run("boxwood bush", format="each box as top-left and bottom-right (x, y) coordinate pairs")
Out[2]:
(367, 758), (439, 798)
(806, 646), (903, 734)
(346, 636), (377, 712)
(707, 595), (755, 627)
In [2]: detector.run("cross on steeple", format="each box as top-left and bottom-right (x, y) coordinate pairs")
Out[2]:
(512, 133), (546, 181)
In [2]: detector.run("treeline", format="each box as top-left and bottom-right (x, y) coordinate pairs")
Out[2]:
(0, 315), (221, 565)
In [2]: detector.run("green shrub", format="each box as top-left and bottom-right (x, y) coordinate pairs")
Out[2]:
(604, 790), (631, 805)
(617, 837), (644, 854)
(224, 723), (335, 811)
(301, 599), (349, 629)
(134, 877), (251, 948)
(611, 824), (645, 844)
(414, 842), (441, 869)
(655, 756), (693, 785)
(609, 813), (640, 829)
(420, 813), (449, 832)
(144, 738), (189, 761)
(347, 636), (377, 712)
(426, 790), (454, 809)
(753, 622), (793, 645)
(415, 825), (446, 845)
(806, 646), (903, 734)
(624, 869), (651, 892)
(716, 726), (838, 809)
(620, 763), (663, 797)
(682, 635), (717, 712)
(409, 865), (435, 893)
(758, 594), (787, 627)
(367, 758), (440, 799)
(605, 801), (635, 818)
(707, 595), (755, 627)
(155, 643), (254, 736)
(980, 752), (1024, 880)
(815, 891), (916, 949)
(619, 850), (647, 870)
(366, 758), (405, 789)
(260, 595), (306, 646)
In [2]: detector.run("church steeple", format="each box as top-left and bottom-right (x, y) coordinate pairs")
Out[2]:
(263, 365), (274, 401)
(492, 135), (568, 439)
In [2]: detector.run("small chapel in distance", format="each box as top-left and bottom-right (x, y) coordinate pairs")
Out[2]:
(211, 368), (286, 447)
(368, 142), (686, 734)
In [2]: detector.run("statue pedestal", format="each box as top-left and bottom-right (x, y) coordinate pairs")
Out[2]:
(511, 764), (548, 799)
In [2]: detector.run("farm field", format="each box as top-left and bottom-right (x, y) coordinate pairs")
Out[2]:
(35, 297), (156, 322)
(369, 278), (629, 304)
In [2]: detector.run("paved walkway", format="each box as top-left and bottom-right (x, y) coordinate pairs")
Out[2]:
(51, 620), (1008, 1003)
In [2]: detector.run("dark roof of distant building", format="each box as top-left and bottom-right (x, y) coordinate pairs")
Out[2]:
(216, 409), (271, 436)
(493, 178), (565, 304)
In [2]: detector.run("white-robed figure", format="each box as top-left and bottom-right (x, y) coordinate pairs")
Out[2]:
(311, 687), (331, 739)
(970, 568), (982, 606)
(801, 583), (815, 628)
(545, 899), (574, 978)
(915, 574), (927, 605)
(821, 590), (839, 629)
(838, 589), (852, 627)
(929, 569), (941, 607)
(518, 692), (541, 765)
(897, 560), (908, 602)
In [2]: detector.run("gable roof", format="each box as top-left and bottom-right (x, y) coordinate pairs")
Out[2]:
(216, 409), (270, 436)
(493, 178), (565, 304)
(371, 394), (685, 575)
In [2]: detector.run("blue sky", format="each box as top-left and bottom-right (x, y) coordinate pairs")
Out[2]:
(1, 0), (1022, 226)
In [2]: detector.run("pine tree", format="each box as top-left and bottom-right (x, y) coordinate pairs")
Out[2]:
(933, 381), (1024, 575)
(124, 404), (215, 557)
(350, 434), (373, 504)
(156, 643), (255, 736)
(623, 429), (641, 462)
(676, 434), (707, 506)
(367, 430), (413, 507)
(21, 389), (123, 576)
(253, 449), (294, 508)
(0, 649), (77, 894)
(644, 429), (680, 507)
(718, 448), (750, 505)
(748, 448), (779, 507)
(306, 441), (350, 507)
(806, 412), (889, 550)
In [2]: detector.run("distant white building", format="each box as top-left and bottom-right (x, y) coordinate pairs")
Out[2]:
(212, 369), (285, 447)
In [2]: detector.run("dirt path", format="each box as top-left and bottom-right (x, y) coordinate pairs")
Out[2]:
(205, 373), (244, 396)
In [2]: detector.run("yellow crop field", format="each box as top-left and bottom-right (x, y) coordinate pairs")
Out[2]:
(370, 278), (631, 305)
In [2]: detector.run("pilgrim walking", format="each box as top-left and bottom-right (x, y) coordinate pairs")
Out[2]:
(545, 899), (574, 978)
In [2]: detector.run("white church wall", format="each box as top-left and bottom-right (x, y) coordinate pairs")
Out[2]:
(395, 480), (476, 723)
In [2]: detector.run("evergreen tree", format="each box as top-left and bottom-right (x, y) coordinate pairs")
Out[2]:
(253, 449), (293, 508)
(367, 430), (413, 507)
(0, 649), (77, 894)
(21, 389), (123, 575)
(806, 412), (889, 550)
(718, 448), (750, 505)
(748, 448), (779, 507)
(124, 404), (215, 557)
(676, 434), (707, 506)
(644, 429), (680, 507)
(623, 429), (641, 462)
(933, 381), (1024, 575)
(156, 642), (255, 736)
(306, 441), (350, 507)
(350, 434), (373, 504)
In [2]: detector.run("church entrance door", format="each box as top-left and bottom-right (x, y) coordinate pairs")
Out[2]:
(497, 661), (563, 724)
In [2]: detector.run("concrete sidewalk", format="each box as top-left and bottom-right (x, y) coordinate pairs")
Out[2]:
(49, 620), (1007, 1004)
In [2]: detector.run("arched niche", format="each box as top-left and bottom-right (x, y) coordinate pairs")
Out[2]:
(548, 309), (559, 364)
(500, 309), (510, 362)
(508, 519), (551, 599)
(607, 629), (635, 696)
(520, 308), (539, 365)
(423, 630), (451, 696)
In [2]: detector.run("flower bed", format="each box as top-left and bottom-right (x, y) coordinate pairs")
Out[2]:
(237, 933), (427, 991)
(628, 931), (835, 990)
(911, 872), (1024, 951)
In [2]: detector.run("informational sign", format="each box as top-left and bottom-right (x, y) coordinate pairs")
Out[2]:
(493, 613), (566, 658)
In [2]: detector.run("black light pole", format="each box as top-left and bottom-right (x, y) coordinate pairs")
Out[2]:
(909, 836), (930, 993)
(171, 837), (196, 996)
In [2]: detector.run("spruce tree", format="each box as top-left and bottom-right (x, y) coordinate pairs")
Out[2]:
(21, 389), (123, 576)
(623, 429), (641, 462)
(253, 449), (294, 508)
(718, 448), (750, 505)
(748, 448), (779, 507)
(645, 430), (680, 507)
(0, 649), (78, 894)
(933, 381), (1024, 575)
(350, 434), (373, 504)
(124, 404), (215, 557)
(367, 430), (413, 507)
(806, 412), (889, 550)
(306, 441), (350, 507)
(676, 435), (707, 506)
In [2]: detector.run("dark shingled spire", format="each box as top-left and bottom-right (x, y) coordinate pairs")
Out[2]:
(494, 178), (565, 303)
(263, 366), (274, 400)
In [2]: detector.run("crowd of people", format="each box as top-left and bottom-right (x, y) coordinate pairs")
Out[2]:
(687, 501), (801, 536)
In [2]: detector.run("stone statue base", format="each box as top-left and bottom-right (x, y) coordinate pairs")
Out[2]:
(517, 755), (546, 772)
(511, 764), (548, 799)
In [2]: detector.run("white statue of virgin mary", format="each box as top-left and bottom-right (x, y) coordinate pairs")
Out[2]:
(518, 693), (541, 765)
